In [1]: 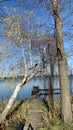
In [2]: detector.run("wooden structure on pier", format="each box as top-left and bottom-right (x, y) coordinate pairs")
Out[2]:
(32, 86), (60, 96)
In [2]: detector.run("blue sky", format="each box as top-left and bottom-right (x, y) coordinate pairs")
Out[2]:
(0, 0), (73, 77)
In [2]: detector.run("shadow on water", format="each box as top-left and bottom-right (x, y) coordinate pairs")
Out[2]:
(6, 99), (24, 120)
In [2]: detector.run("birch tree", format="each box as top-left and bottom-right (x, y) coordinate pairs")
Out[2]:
(0, 12), (44, 123)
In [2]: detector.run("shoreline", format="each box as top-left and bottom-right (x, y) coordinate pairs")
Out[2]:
(0, 74), (73, 80)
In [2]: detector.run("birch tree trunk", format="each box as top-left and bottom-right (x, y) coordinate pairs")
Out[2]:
(0, 77), (26, 124)
(0, 67), (43, 124)
(52, 0), (72, 122)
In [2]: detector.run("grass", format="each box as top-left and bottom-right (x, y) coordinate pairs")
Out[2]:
(39, 97), (73, 130)
(0, 97), (73, 130)
(0, 99), (29, 130)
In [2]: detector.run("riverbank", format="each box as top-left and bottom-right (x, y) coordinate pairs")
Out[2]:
(0, 97), (73, 130)
(0, 99), (29, 130)
(0, 74), (73, 80)
(41, 97), (73, 130)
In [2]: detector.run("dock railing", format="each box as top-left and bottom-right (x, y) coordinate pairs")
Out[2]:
(32, 87), (60, 96)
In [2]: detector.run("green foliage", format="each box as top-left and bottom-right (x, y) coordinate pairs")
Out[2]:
(47, 119), (73, 130)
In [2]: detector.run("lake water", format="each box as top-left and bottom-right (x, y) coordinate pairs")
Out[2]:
(0, 76), (73, 101)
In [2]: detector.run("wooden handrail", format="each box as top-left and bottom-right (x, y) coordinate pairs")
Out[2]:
(32, 88), (60, 96)
(38, 88), (60, 91)
(39, 92), (60, 95)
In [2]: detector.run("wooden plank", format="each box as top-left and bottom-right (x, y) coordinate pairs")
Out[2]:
(39, 88), (60, 91)
(39, 92), (60, 95)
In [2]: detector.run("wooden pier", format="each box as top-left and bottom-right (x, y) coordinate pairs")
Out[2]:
(23, 95), (44, 130)
(23, 87), (60, 130)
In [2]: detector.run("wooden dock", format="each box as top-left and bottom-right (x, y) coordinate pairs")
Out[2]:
(23, 95), (44, 130)
(23, 87), (60, 130)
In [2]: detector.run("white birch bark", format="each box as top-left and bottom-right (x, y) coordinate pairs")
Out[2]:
(21, 42), (27, 70)
(0, 68), (43, 124)
(0, 78), (26, 123)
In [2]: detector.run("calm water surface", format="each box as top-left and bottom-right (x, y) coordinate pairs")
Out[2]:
(0, 77), (73, 101)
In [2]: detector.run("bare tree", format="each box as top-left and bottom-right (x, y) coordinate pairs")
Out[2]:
(0, 11), (44, 123)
